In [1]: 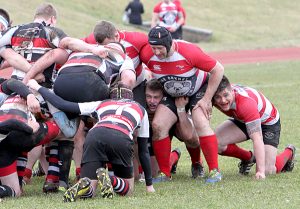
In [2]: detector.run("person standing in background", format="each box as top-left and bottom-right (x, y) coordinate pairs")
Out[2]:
(151, 0), (184, 39)
(172, 0), (186, 39)
(125, 0), (144, 25)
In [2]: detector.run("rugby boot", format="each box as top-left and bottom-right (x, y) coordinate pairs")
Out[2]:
(96, 168), (114, 199)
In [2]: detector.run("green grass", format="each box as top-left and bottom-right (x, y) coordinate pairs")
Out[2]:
(1, 61), (300, 209)
(2, 0), (300, 51)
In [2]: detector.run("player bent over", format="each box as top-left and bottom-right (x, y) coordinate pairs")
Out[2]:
(213, 76), (296, 179)
(27, 80), (155, 201)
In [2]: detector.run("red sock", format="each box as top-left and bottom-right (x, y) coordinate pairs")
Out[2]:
(220, 144), (252, 161)
(75, 167), (81, 177)
(37, 121), (60, 146)
(153, 136), (171, 177)
(275, 148), (293, 173)
(24, 168), (32, 179)
(169, 151), (179, 168)
(138, 165), (143, 173)
(186, 145), (201, 165)
(200, 135), (219, 171)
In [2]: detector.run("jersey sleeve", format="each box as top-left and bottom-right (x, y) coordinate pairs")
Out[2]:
(119, 55), (135, 74)
(81, 32), (97, 44)
(236, 96), (261, 124)
(137, 110), (150, 138)
(46, 26), (68, 48)
(178, 42), (217, 72)
(0, 26), (18, 48)
(153, 4), (161, 13)
(78, 101), (102, 116)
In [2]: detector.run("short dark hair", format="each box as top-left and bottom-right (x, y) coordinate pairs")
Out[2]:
(34, 3), (57, 20)
(93, 20), (117, 44)
(146, 79), (163, 92)
(215, 75), (231, 95)
(0, 8), (11, 27)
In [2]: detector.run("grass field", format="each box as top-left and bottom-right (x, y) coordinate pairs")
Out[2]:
(1, 61), (299, 209)
(1, 1), (300, 208)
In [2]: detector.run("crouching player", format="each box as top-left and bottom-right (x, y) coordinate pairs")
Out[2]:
(27, 80), (155, 201)
(0, 78), (60, 198)
(213, 76), (296, 179)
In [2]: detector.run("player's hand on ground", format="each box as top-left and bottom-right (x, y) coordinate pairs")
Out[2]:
(27, 94), (41, 113)
(255, 171), (266, 180)
(27, 79), (42, 91)
(146, 185), (155, 193)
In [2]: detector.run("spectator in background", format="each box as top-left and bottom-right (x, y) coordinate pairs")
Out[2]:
(172, 0), (186, 39)
(124, 0), (144, 25)
(151, 0), (184, 39)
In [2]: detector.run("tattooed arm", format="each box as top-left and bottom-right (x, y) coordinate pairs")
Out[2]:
(246, 119), (265, 179)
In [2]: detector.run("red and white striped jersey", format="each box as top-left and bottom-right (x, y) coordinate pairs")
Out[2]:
(118, 31), (148, 87)
(140, 40), (217, 97)
(82, 30), (148, 87)
(221, 84), (279, 125)
(78, 99), (149, 140)
(82, 31), (148, 86)
(153, 1), (183, 30)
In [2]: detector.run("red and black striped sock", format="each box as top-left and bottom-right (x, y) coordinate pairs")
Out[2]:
(17, 151), (28, 187)
(110, 176), (129, 196)
(45, 141), (59, 183)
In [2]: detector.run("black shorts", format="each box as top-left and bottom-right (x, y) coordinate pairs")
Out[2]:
(133, 79), (147, 108)
(0, 123), (48, 168)
(81, 127), (134, 179)
(160, 77), (208, 115)
(54, 68), (109, 103)
(229, 118), (281, 148)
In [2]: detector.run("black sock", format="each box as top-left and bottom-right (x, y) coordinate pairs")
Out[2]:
(58, 140), (74, 186)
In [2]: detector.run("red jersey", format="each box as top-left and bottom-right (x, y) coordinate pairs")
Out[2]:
(153, 1), (183, 30)
(220, 84), (279, 125)
(82, 31), (148, 87)
(140, 40), (217, 97)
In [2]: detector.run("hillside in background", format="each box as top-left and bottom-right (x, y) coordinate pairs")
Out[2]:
(1, 0), (300, 51)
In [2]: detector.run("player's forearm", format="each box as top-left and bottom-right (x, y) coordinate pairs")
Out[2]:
(137, 137), (153, 186)
(0, 48), (31, 73)
(38, 87), (81, 114)
(120, 70), (136, 89)
(2, 78), (32, 98)
(251, 133), (266, 174)
(176, 111), (194, 140)
(204, 62), (224, 101)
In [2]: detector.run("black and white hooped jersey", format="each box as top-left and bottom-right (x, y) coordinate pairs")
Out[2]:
(78, 99), (149, 140)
